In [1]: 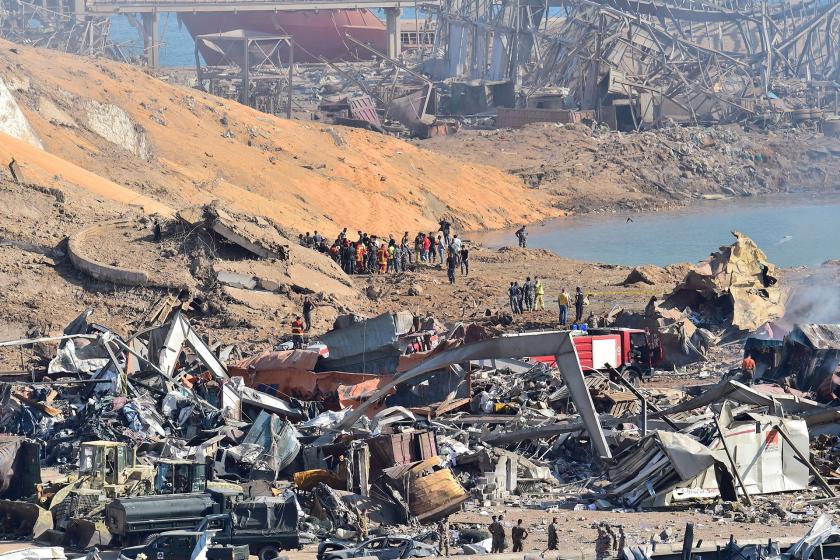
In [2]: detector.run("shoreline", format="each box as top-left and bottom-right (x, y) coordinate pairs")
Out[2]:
(466, 191), (840, 269)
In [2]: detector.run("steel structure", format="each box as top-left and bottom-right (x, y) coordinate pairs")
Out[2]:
(194, 30), (294, 116)
(430, 0), (840, 126)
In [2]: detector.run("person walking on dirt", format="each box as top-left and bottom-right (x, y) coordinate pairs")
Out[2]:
(377, 243), (388, 274)
(439, 219), (452, 247)
(496, 515), (508, 553)
(450, 234), (462, 257)
(574, 287), (586, 323)
(387, 240), (397, 273)
(414, 233), (423, 263)
(446, 249), (457, 285)
(509, 282), (520, 314)
(302, 298), (314, 332)
(523, 277), (535, 311)
(438, 517), (450, 557)
(291, 316), (305, 349)
(460, 245), (469, 276)
(355, 241), (367, 274)
(547, 517), (559, 550)
(511, 519), (528, 552)
(428, 232), (437, 263)
(400, 241), (411, 271)
(558, 288), (570, 325)
(534, 277), (545, 310)
(516, 226), (528, 248)
(437, 236), (445, 263)
(342, 241), (354, 275)
(489, 516), (501, 553)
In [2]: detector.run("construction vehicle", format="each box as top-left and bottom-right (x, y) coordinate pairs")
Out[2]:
(0, 440), (154, 543)
(532, 328), (662, 381)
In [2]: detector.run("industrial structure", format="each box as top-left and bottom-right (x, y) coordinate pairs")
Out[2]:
(428, 0), (840, 126)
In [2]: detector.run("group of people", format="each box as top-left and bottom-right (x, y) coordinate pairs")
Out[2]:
(489, 516), (545, 553)
(558, 286), (587, 325)
(507, 276), (546, 313)
(507, 281), (588, 326)
(297, 220), (471, 284)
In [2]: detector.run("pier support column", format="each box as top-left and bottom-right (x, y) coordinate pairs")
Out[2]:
(141, 12), (159, 68)
(384, 7), (401, 59)
(72, 0), (84, 23)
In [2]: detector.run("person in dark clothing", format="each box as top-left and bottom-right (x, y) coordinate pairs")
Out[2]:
(438, 219), (452, 247)
(489, 516), (501, 554)
(547, 517), (558, 550)
(516, 226), (528, 248)
(509, 282), (520, 314)
(446, 250), (457, 284)
(153, 219), (162, 242)
(511, 519), (528, 552)
(574, 287), (586, 323)
(460, 246), (469, 275)
(523, 277), (534, 311)
(302, 297), (314, 331)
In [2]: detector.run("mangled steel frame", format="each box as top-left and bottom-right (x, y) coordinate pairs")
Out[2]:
(339, 330), (613, 460)
(432, 0), (840, 126)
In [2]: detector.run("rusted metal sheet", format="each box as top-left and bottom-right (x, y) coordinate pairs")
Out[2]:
(382, 457), (468, 522)
(369, 430), (438, 467)
(409, 467), (469, 522)
(348, 95), (383, 129)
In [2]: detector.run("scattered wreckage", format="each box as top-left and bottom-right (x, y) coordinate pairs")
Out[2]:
(1, 251), (840, 560)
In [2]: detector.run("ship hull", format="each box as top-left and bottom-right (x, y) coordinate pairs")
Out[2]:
(180, 10), (387, 63)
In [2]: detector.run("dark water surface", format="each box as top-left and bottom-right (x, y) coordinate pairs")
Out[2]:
(469, 194), (840, 267)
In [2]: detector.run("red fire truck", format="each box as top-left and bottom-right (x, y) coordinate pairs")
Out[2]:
(531, 328), (662, 380)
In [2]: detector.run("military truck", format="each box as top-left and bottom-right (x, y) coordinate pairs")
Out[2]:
(105, 489), (238, 545)
(196, 495), (313, 560)
(107, 491), (311, 558)
(118, 529), (249, 560)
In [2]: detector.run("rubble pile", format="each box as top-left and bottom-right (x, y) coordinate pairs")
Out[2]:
(0, 258), (838, 560)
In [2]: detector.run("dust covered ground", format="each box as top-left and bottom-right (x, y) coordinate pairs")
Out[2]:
(416, 123), (840, 215)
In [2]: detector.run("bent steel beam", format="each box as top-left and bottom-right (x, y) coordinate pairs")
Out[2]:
(337, 330), (612, 459)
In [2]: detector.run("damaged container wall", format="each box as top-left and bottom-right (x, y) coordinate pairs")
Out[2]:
(318, 313), (411, 374)
(777, 324), (840, 398)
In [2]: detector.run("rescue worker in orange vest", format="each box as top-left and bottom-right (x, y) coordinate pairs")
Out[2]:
(377, 244), (388, 274)
(741, 354), (756, 385)
(291, 316), (305, 349)
(355, 242), (367, 274)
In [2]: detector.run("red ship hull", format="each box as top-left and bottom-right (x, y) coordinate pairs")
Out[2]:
(180, 10), (387, 63)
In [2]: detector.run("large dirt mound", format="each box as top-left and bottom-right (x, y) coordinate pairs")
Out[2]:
(419, 122), (840, 214)
(0, 40), (558, 234)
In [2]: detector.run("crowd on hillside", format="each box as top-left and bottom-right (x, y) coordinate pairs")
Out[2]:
(297, 219), (470, 284)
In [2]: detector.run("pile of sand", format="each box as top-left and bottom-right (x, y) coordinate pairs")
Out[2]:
(0, 40), (560, 235)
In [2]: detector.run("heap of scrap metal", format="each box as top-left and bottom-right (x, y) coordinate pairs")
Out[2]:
(3, 291), (840, 558)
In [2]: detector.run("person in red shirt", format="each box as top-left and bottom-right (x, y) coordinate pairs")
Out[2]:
(741, 355), (756, 385)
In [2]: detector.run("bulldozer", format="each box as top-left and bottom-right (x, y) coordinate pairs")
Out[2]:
(61, 445), (239, 549)
(46, 441), (157, 548)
